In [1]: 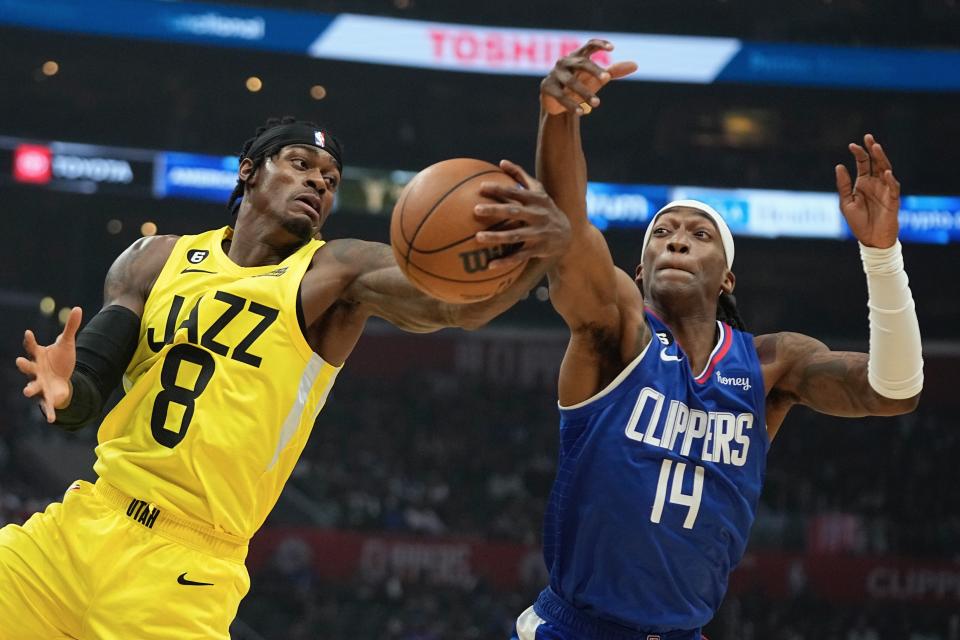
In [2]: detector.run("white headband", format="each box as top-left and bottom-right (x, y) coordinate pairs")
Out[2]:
(641, 199), (735, 269)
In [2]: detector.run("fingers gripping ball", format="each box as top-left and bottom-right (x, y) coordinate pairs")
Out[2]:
(390, 158), (529, 303)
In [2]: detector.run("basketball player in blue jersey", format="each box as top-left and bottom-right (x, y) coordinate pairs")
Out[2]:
(4, 116), (571, 639)
(506, 41), (924, 640)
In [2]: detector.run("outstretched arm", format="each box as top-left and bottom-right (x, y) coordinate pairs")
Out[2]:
(338, 241), (559, 333)
(341, 160), (570, 332)
(538, 42), (621, 329)
(538, 39), (638, 327)
(757, 332), (916, 419)
(15, 235), (174, 425)
(762, 135), (922, 433)
(537, 40), (647, 404)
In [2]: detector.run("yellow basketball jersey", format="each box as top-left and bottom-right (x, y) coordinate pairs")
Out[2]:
(94, 227), (341, 539)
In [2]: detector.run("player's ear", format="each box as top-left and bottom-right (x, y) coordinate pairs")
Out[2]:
(721, 269), (735, 295)
(635, 263), (648, 297)
(238, 158), (256, 186)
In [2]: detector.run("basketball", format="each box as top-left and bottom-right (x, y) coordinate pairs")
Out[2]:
(390, 158), (529, 303)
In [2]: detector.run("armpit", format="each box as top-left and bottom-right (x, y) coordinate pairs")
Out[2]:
(585, 322), (623, 368)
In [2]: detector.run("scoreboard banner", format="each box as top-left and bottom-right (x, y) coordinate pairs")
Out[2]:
(2, 0), (959, 91)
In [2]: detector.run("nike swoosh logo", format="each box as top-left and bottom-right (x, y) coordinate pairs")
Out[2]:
(181, 268), (217, 274)
(660, 348), (681, 362)
(177, 572), (214, 586)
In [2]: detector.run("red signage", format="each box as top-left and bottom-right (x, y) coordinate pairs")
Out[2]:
(250, 529), (960, 607)
(426, 30), (611, 68)
(732, 552), (960, 606)
(13, 144), (52, 184)
(249, 528), (545, 590)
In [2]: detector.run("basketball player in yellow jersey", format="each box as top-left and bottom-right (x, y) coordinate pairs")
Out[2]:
(4, 116), (571, 640)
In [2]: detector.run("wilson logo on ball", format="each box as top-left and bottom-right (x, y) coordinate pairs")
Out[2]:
(458, 245), (510, 274)
(389, 157), (529, 303)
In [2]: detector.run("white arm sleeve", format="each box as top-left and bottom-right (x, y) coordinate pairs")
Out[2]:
(860, 240), (924, 399)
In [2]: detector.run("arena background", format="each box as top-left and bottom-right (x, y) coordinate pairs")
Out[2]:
(1, 1), (959, 638)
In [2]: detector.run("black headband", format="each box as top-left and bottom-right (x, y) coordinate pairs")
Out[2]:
(245, 122), (343, 171)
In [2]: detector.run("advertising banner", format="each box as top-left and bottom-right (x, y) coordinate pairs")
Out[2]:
(249, 528), (545, 590)
(250, 528), (960, 605)
(2, 0), (959, 91)
(589, 183), (960, 244)
(3, 137), (154, 197)
(154, 152), (239, 203)
(0, 0), (332, 55)
(3, 134), (959, 245)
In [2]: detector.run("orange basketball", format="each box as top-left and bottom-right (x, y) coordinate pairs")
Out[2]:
(390, 158), (528, 303)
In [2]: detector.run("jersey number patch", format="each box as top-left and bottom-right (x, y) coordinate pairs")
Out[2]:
(651, 459), (704, 530)
(148, 292), (279, 449)
(151, 344), (215, 448)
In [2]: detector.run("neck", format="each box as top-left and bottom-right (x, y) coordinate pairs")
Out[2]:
(228, 209), (305, 267)
(648, 295), (719, 374)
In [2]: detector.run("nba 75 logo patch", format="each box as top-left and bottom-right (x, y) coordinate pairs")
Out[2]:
(187, 249), (209, 264)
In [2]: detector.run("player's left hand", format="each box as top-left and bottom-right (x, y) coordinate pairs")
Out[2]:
(472, 159), (572, 271)
(15, 306), (82, 423)
(540, 39), (638, 116)
(835, 133), (901, 249)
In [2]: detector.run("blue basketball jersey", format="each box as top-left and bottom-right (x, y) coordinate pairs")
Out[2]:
(541, 311), (768, 633)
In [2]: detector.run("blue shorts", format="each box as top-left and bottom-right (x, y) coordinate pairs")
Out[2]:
(512, 588), (704, 640)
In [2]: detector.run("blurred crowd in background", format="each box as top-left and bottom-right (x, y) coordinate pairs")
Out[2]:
(236, 572), (960, 640)
(2, 369), (958, 639)
(6, 372), (956, 556)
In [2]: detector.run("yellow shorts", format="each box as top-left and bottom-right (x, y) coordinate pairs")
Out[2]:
(0, 479), (250, 640)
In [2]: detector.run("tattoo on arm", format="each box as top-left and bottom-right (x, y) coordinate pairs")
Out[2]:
(104, 247), (140, 305)
(328, 237), (387, 268)
(766, 332), (916, 418)
(337, 239), (552, 332)
(103, 235), (177, 314)
(795, 350), (873, 416)
(335, 240), (458, 333)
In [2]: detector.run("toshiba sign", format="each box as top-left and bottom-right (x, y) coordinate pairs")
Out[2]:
(308, 16), (738, 82)
(309, 16), (615, 74)
(426, 29), (609, 68)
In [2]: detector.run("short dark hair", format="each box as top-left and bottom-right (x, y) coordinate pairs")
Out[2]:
(226, 116), (323, 217)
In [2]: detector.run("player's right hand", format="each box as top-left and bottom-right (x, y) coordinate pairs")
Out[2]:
(474, 159), (572, 271)
(540, 39), (638, 115)
(15, 306), (82, 423)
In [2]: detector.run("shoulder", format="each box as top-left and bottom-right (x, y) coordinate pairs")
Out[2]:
(104, 234), (181, 310)
(314, 238), (394, 274)
(128, 234), (180, 260)
(110, 234), (180, 279)
(614, 267), (644, 307)
(754, 331), (829, 366)
(754, 331), (831, 397)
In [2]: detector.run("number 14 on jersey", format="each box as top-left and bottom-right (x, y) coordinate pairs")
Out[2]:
(651, 459), (704, 530)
